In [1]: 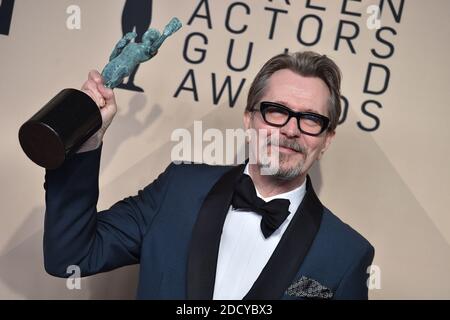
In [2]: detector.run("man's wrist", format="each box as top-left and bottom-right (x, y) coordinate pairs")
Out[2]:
(76, 135), (103, 153)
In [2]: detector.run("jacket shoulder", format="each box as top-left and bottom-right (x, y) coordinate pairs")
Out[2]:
(167, 161), (235, 179)
(320, 207), (374, 255)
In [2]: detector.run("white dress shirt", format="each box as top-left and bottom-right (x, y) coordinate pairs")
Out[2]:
(213, 165), (307, 300)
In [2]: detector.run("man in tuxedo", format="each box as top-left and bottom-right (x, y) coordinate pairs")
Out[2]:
(44, 51), (374, 300)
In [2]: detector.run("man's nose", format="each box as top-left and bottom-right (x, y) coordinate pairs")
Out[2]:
(280, 117), (300, 137)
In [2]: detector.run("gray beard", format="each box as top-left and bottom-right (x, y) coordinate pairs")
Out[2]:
(258, 153), (304, 180)
(265, 137), (306, 180)
(274, 153), (304, 180)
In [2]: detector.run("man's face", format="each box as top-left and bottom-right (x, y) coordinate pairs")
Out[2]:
(244, 69), (335, 180)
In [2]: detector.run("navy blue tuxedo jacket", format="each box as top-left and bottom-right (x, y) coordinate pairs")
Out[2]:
(43, 146), (374, 299)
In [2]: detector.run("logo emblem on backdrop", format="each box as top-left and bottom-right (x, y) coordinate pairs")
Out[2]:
(0, 0), (15, 36)
(117, 0), (153, 92)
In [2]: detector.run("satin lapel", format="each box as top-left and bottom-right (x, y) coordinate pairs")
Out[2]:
(244, 175), (324, 300)
(187, 164), (245, 299)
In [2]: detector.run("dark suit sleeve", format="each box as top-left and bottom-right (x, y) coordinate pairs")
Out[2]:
(43, 145), (174, 277)
(333, 245), (375, 300)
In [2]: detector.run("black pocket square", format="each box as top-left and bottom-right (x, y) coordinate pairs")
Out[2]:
(286, 276), (334, 299)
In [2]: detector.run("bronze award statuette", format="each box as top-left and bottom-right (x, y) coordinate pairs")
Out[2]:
(19, 17), (182, 169)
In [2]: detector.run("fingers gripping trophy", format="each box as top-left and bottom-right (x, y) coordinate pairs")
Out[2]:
(19, 17), (182, 169)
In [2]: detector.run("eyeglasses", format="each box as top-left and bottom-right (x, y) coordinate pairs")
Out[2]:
(253, 101), (330, 136)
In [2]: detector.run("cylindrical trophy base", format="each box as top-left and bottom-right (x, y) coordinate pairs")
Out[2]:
(19, 88), (102, 169)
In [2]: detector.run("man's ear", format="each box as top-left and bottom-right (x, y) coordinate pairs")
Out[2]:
(243, 111), (251, 130)
(317, 130), (336, 160)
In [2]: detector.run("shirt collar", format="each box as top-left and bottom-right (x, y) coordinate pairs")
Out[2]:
(243, 163), (307, 215)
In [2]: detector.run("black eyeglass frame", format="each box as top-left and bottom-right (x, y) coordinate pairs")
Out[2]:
(253, 101), (331, 136)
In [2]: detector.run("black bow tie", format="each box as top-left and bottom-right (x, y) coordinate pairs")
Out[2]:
(231, 174), (291, 238)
